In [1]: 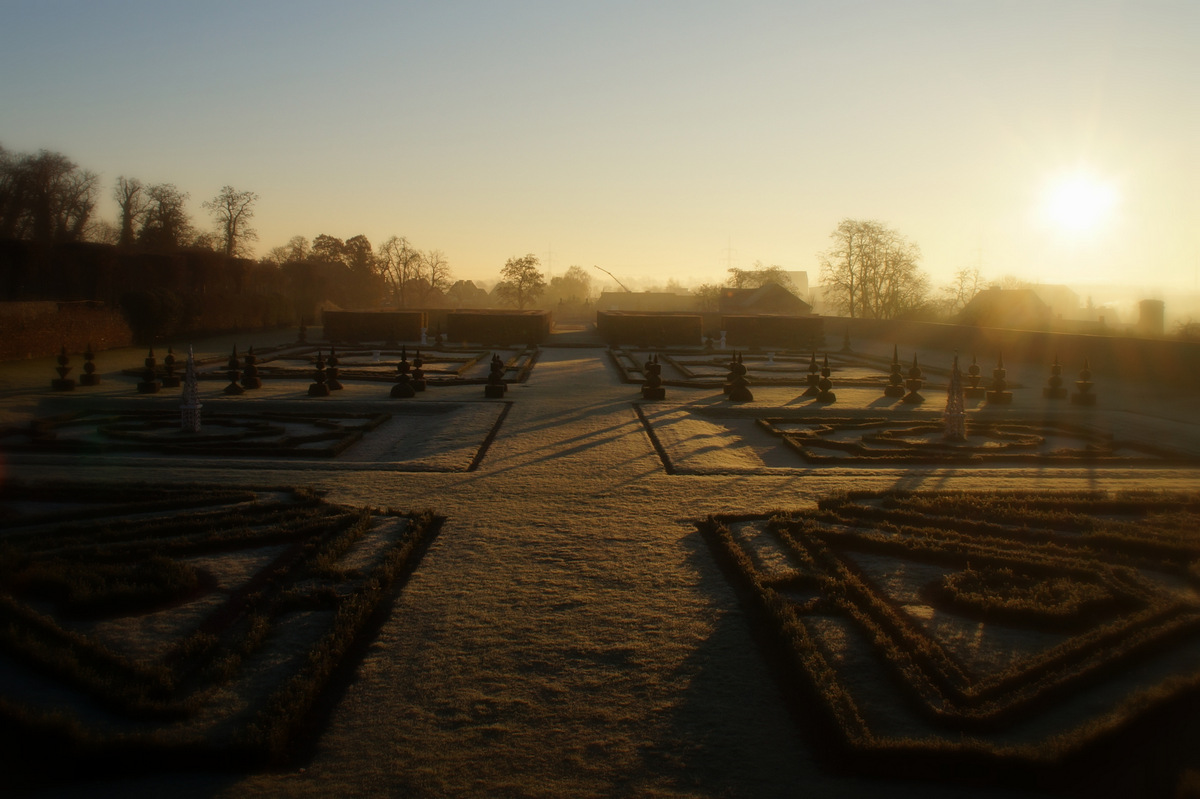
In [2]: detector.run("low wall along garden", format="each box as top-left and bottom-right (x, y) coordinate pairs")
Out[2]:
(0, 301), (133, 360)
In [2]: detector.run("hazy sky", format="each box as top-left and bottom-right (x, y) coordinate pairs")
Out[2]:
(2, 1), (1197, 293)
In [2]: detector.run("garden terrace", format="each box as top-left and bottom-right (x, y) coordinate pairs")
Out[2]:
(3, 333), (1200, 796)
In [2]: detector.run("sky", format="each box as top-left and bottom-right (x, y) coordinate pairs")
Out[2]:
(2, 0), (1197, 298)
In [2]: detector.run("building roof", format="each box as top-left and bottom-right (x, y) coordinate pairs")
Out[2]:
(719, 282), (812, 316)
(957, 288), (1053, 329)
(598, 291), (699, 312)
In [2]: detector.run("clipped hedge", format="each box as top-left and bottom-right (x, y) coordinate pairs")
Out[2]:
(596, 311), (703, 347)
(720, 314), (824, 350)
(697, 489), (1200, 788)
(447, 309), (551, 345)
(322, 310), (427, 343)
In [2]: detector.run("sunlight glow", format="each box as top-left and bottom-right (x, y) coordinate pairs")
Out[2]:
(1041, 171), (1119, 236)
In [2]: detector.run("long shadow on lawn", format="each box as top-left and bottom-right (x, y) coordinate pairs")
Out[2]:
(476, 405), (653, 477)
(624, 527), (815, 796)
(654, 526), (1057, 799)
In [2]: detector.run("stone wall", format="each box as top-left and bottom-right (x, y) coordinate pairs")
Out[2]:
(0, 301), (133, 361)
(834, 316), (1200, 388)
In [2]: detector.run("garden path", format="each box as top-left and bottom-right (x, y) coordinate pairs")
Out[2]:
(209, 348), (1093, 798)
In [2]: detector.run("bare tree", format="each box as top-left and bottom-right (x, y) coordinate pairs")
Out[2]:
(727, 262), (795, 291)
(203, 185), (258, 258)
(819, 219), (929, 319)
(938, 267), (986, 317)
(87, 219), (121, 246)
(54, 164), (99, 242)
(190, 230), (220, 251)
(139, 183), (192, 250)
(113, 176), (149, 247)
(818, 219), (871, 318)
(264, 235), (310, 265)
(377, 236), (420, 307)
(495, 254), (546, 309)
(413, 249), (452, 305)
(0, 147), (97, 243)
(543, 264), (593, 306)
(995, 274), (1033, 290)
(0, 145), (15, 238)
(694, 282), (723, 312)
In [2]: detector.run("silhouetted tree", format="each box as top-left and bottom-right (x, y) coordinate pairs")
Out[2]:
(446, 279), (491, 308)
(264, 235), (310, 265)
(138, 183), (192, 250)
(0, 146), (98, 243)
(114, 176), (149, 247)
(495, 254), (545, 309)
(995, 274), (1034, 290)
(307, 233), (383, 307)
(819, 219), (929, 319)
(203, 185), (258, 258)
(727, 262), (795, 291)
(694, 283), (722, 311)
(938, 267), (986, 317)
(543, 265), (593, 306)
(415, 249), (452, 305)
(311, 233), (346, 264)
(377, 235), (419, 306)
(344, 234), (376, 277)
(88, 219), (121, 246)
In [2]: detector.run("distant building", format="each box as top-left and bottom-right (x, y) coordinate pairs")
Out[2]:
(599, 280), (812, 316)
(1138, 299), (1165, 336)
(598, 291), (698, 312)
(1029, 284), (1081, 320)
(719, 282), (812, 316)
(957, 288), (1053, 329)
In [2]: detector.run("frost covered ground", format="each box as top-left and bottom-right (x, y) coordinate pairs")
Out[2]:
(3, 329), (1200, 798)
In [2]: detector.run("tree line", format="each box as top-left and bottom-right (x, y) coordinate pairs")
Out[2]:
(3, 143), (1014, 325)
(1, 144), (258, 259)
(0, 143), (602, 317)
(817, 218), (1037, 321)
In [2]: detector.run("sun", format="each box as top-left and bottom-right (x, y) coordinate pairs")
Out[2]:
(1040, 170), (1119, 235)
